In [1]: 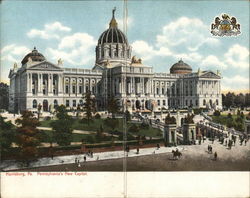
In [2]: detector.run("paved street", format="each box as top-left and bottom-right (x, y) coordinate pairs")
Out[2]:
(3, 137), (249, 171)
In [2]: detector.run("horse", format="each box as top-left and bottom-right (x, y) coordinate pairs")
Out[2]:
(211, 17), (221, 30)
(231, 17), (240, 30)
(172, 150), (182, 160)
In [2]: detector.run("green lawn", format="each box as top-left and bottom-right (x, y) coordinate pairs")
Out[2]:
(40, 118), (162, 138)
(211, 115), (245, 131)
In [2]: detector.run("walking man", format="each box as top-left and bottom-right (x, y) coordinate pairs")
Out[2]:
(84, 156), (86, 162)
(214, 152), (217, 161)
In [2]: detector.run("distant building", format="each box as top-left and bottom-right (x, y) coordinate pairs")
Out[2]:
(8, 10), (222, 113)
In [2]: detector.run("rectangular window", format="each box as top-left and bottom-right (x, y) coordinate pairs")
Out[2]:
(72, 86), (76, 94)
(157, 100), (160, 106)
(163, 100), (166, 106)
(79, 86), (82, 94)
(73, 100), (76, 107)
(66, 100), (70, 107)
(66, 86), (69, 94)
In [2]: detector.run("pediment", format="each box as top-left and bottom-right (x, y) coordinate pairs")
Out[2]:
(199, 71), (221, 79)
(28, 61), (63, 71)
(92, 64), (104, 71)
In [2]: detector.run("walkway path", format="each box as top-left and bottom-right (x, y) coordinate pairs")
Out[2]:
(0, 146), (184, 171)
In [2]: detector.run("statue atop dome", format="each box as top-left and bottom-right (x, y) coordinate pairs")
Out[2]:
(109, 7), (118, 28)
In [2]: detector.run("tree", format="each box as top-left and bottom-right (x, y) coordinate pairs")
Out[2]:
(124, 110), (131, 121)
(82, 91), (96, 125)
(15, 111), (40, 163)
(0, 83), (9, 110)
(51, 105), (73, 146)
(104, 118), (119, 133)
(37, 103), (42, 120)
(129, 124), (139, 133)
(107, 95), (120, 118)
(0, 116), (16, 153)
(96, 124), (104, 142)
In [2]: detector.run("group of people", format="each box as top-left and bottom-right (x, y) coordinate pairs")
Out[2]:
(207, 145), (217, 160)
(74, 154), (90, 167)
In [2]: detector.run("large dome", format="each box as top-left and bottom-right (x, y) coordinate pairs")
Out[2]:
(170, 59), (192, 74)
(94, 8), (132, 68)
(21, 47), (46, 65)
(97, 9), (128, 45)
(98, 28), (128, 45)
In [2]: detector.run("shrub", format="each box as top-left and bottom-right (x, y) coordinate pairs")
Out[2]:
(140, 122), (149, 130)
(86, 135), (96, 143)
(44, 116), (51, 121)
(80, 118), (93, 124)
(213, 110), (221, 116)
(227, 113), (232, 118)
(128, 124), (139, 133)
(95, 113), (101, 119)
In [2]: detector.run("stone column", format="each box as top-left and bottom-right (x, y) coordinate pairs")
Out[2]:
(183, 123), (196, 145)
(26, 72), (30, 93)
(38, 73), (41, 93)
(164, 124), (177, 146)
(30, 73), (33, 94)
(48, 74), (51, 94)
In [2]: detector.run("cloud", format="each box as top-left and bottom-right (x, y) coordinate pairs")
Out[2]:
(131, 40), (203, 64)
(131, 40), (158, 60)
(45, 33), (96, 66)
(222, 75), (249, 91)
(201, 55), (227, 70)
(1, 44), (30, 63)
(224, 44), (249, 69)
(27, 22), (71, 40)
(156, 17), (220, 52)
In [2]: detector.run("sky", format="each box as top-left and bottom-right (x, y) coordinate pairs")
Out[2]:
(0, 0), (249, 93)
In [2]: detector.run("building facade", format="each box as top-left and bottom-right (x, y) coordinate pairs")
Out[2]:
(8, 10), (222, 113)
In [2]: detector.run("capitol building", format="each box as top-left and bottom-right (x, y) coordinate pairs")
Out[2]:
(8, 10), (222, 113)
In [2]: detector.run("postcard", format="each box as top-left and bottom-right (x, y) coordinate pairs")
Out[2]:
(0, 0), (249, 197)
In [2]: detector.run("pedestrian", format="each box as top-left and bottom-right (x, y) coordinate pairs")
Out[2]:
(84, 156), (86, 162)
(245, 139), (247, 146)
(225, 140), (227, 146)
(212, 138), (214, 144)
(137, 148), (139, 154)
(157, 143), (160, 150)
(75, 158), (77, 164)
(210, 146), (213, 153)
(91, 151), (93, 158)
(96, 156), (99, 160)
(214, 152), (217, 161)
(208, 145), (210, 152)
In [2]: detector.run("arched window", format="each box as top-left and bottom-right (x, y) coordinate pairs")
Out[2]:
(33, 100), (37, 108)
(54, 100), (58, 108)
